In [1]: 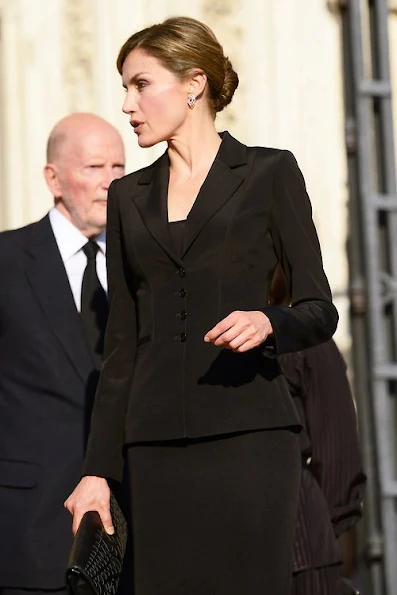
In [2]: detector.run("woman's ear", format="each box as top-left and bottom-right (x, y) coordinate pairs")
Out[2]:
(188, 70), (207, 99)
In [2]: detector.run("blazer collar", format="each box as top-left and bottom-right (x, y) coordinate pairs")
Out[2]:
(133, 131), (248, 262)
(25, 216), (96, 382)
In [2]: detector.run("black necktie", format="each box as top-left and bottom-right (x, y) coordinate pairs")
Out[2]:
(80, 241), (108, 368)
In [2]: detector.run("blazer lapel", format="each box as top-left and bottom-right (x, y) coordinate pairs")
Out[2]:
(131, 132), (249, 262)
(132, 153), (184, 266)
(182, 132), (249, 256)
(25, 216), (95, 382)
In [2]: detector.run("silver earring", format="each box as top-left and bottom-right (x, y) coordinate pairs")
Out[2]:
(187, 94), (196, 108)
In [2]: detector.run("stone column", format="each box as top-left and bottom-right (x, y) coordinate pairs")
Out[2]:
(0, 0), (67, 228)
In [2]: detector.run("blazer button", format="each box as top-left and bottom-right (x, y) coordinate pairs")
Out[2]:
(174, 333), (187, 342)
(178, 288), (186, 298)
(179, 310), (188, 320)
(178, 267), (186, 278)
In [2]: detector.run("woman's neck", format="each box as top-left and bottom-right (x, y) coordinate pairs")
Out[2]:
(167, 118), (222, 178)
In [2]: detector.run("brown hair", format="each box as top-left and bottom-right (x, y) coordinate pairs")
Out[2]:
(116, 16), (239, 114)
(268, 263), (291, 306)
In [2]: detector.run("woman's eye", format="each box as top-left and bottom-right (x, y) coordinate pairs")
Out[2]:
(137, 80), (147, 90)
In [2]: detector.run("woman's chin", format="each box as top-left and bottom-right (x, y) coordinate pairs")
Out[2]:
(137, 134), (157, 149)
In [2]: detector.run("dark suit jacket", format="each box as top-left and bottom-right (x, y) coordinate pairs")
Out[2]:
(84, 131), (339, 482)
(0, 216), (99, 588)
(279, 340), (366, 572)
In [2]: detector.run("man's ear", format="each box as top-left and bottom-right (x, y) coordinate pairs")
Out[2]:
(43, 164), (62, 199)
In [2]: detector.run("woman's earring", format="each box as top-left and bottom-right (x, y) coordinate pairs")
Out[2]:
(187, 94), (196, 108)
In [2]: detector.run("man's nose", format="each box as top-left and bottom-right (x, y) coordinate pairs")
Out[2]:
(101, 168), (117, 189)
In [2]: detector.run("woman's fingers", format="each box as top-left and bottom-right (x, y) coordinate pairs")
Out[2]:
(204, 311), (239, 343)
(205, 312), (252, 346)
(64, 476), (112, 535)
(72, 509), (84, 536)
(232, 339), (256, 353)
(70, 502), (113, 536)
(204, 311), (273, 350)
(205, 314), (249, 348)
(228, 330), (253, 351)
(99, 503), (115, 535)
(213, 323), (247, 347)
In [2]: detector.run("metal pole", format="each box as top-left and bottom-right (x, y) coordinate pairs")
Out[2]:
(347, 0), (397, 592)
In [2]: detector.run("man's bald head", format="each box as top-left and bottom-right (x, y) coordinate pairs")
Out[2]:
(46, 113), (123, 163)
(44, 113), (125, 238)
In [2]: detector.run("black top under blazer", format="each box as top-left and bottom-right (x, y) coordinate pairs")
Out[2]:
(84, 132), (338, 482)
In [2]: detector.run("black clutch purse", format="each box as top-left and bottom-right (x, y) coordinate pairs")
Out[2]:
(66, 492), (128, 595)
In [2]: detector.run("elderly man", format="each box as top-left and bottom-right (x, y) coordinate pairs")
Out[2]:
(0, 113), (125, 595)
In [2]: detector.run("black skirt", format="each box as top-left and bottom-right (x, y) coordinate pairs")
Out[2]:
(125, 428), (300, 595)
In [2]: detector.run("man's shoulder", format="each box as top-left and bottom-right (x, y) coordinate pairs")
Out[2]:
(0, 220), (35, 243)
(0, 216), (49, 239)
(0, 217), (50, 260)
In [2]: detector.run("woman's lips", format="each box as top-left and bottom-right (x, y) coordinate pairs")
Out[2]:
(131, 121), (143, 133)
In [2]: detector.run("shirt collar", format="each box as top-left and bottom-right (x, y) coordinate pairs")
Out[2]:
(95, 232), (106, 255)
(49, 207), (106, 262)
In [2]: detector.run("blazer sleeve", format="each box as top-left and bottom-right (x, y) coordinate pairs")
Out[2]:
(262, 150), (338, 354)
(303, 340), (366, 537)
(83, 180), (137, 482)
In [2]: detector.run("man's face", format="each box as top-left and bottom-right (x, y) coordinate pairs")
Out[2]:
(46, 127), (125, 237)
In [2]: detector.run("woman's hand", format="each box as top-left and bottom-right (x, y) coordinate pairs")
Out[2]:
(204, 310), (273, 353)
(64, 475), (113, 536)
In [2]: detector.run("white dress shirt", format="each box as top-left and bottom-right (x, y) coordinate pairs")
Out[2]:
(49, 207), (107, 312)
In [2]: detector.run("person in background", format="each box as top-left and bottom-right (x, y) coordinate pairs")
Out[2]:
(270, 264), (366, 595)
(0, 113), (125, 595)
(65, 17), (338, 595)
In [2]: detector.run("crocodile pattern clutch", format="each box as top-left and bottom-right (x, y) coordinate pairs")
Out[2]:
(66, 492), (128, 595)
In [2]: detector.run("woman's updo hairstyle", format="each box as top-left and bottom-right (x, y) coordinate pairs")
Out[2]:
(116, 16), (239, 114)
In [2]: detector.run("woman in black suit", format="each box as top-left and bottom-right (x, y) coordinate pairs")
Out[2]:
(66, 16), (338, 595)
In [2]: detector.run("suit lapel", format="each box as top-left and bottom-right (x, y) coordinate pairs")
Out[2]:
(132, 132), (249, 262)
(133, 153), (184, 266)
(25, 216), (95, 383)
(183, 133), (248, 256)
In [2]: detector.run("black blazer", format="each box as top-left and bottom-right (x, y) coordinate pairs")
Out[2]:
(0, 216), (98, 589)
(84, 132), (338, 482)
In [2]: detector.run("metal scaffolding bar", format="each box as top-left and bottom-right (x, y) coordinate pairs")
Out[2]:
(347, 0), (397, 593)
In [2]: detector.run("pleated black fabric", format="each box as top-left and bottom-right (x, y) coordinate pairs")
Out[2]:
(126, 429), (300, 595)
(293, 466), (341, 571)
(278, 340), (366, 573)
(292, 565), (341, 595)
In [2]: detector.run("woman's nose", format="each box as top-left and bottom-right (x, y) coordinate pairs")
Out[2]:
(122, 91), (138, 114)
